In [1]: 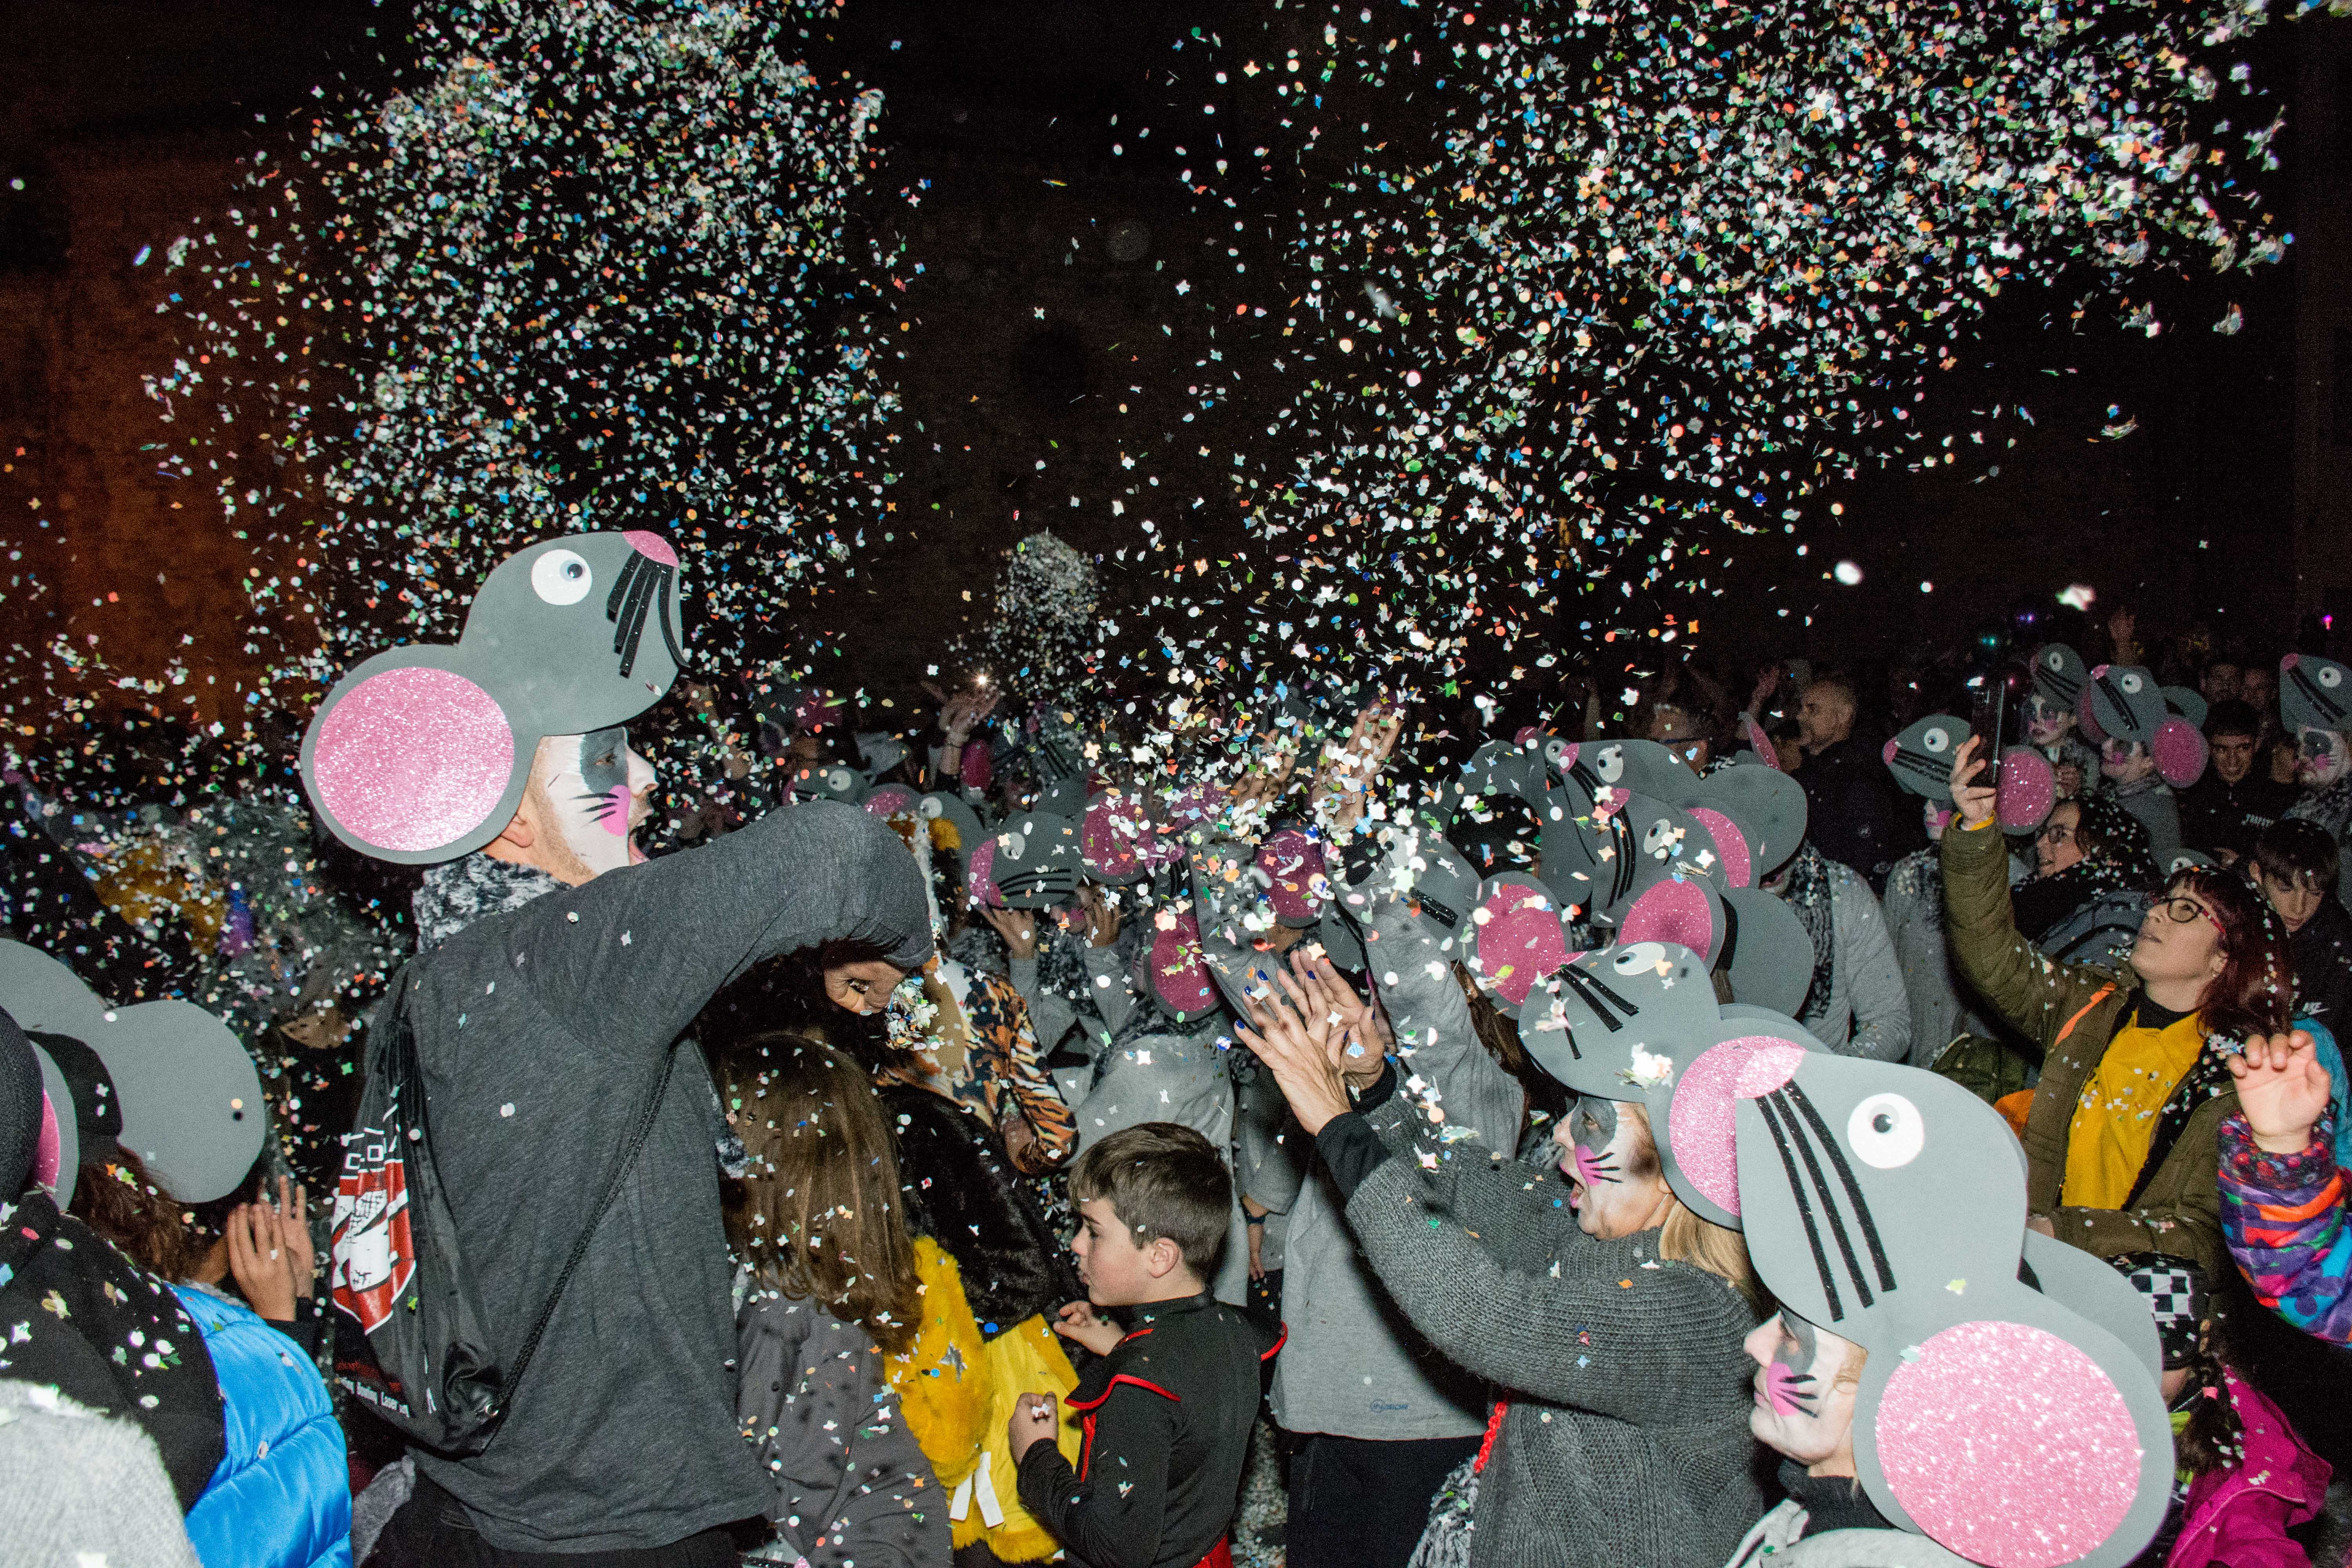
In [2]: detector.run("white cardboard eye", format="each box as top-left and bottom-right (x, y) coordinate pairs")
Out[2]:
(827, 769), (854, 791)
(919, 798), (944, 819)
(1000, 831), (1027, 860)
(1923, 728), (1951, 753)
(1847, 1093), (1926, 1169)
(2324, 667), (2344, 688)
(1612, 941), (1668, 973)
(2119, 671), (2144, 693)
(530, 548), (594, 605)
(1596, 746), (1625, 781)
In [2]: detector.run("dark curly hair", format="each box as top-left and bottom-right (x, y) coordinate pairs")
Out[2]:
(69, 1147), (200, 1282)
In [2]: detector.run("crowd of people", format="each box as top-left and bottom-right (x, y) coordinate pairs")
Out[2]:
(4, 537), (2351, 1568)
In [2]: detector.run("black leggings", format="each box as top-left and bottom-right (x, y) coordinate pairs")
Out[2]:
(1284, 1430), (1482, 1568)
(367, 1472), (743, 1568)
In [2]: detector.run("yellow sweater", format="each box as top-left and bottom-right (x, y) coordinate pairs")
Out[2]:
(2061, 1009), (2206, 1210)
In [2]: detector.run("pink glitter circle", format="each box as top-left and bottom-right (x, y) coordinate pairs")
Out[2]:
(1878, 1321), (2140, 1568)
(967, 838), (1003, 907)
(1084, 795), (1148, 879)
(2152, 719), (2206, 788)
(622, 528), (679, 566)
(1997, 750), (2056, 832)
(313, 667), (514, 855)
(1732, 1039), (1809, 1098)
(1619, 879), (1717, 956)
(1688, 807), (1751, 887)
(1478, 891), (1566, 1007)
(1152, 914), (1217, 1013)
(1667, 1039), (1758, 1214)
(32, 1092), (59, 1195)
(866, 784), (920, 819)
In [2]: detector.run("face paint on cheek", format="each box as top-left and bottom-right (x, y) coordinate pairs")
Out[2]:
(1564, 1096), (1622, 1187)
(580, 726), (632, 837)
(1764, 1314), (1823, 1416)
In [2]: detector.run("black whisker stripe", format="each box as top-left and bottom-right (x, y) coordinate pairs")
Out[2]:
(1605, 814), (1635, 908)
(2042, 666), (2082, 704)
(2290, 664), (2346, 725)
(652, 563), (682, 666)
(605, 552), (639, 624)
(1754, 1092), (1845, 1323)
(615, 572), (654, 681)
(2093, 672), (2131, 730)
(1560, 964), (1637, 1029)
(1889, 745), (1945, 775)
(1784, 1083), (1898, 1293)
(1770, 1087), (1876, 1312)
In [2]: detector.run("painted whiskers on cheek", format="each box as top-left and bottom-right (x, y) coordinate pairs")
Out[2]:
(1763, 1360), (1819, 1417)
(1572, 1144), (1622, 1186)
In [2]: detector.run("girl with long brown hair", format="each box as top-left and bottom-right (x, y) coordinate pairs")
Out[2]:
(720, 1031), (967, 1567)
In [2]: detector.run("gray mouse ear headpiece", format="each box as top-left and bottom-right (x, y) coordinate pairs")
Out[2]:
(2079, 665), (2166, 746)
(1673, 761), (1808, 886)
(989, 813), (1084, 910)
(2034, 644), (2087, 710)
(1883, 715), (1968, 804)
(0, 940), (264, 1204)
(1735, 1053), (2171, 1568)
(791, 762), (871, 808)
(1333, 827), (1483, 956)
(1581, 736), (1704, 799)
(1588, 793), (1724, 928)
(301, 530), (687, 864)
(2280, 653), (2352, 736)
(1719, 887), (1815, 1016)
(1526, 946), (1824, 1229)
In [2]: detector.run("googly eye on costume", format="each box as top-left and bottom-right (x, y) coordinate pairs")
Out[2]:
(1846, 1092), (1925, 1169)
(531, 548), (594, 604)
(301, 531), (688, 865)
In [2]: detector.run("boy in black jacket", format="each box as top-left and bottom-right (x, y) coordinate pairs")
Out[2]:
(1011, 1123), (1283, 1568)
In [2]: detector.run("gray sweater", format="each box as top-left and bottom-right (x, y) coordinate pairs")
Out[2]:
(735, 1283), (949, 1568)
(1338, 1093), (1763, 1568)
(406, 802), (934, 1551)
(1254, 895), (1525, 1443)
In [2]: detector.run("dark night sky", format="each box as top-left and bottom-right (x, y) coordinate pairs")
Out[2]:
(0, 0), (2312, 723)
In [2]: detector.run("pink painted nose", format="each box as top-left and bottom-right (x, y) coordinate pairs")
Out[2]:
(2283, 653), (2301, 671)
(622, 529), (679, 567)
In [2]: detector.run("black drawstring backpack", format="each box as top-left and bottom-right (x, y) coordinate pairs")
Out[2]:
(328, 969), (672, 1455)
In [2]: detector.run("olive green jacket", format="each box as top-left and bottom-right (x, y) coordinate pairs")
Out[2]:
(1939, 818), (2234, 1274)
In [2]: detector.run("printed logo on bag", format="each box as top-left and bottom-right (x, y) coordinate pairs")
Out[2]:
(332, 1130), (417, 1337)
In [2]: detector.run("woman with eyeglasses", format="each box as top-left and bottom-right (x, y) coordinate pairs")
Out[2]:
(1942, 737), (2294, 1275)
(2011, 793), (2161, 973)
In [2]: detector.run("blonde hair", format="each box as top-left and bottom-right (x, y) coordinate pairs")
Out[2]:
(1622, 1102), (1763, 1312)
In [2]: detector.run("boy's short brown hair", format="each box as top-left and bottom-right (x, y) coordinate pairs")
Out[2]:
(1070, 1122), (1231, 1278)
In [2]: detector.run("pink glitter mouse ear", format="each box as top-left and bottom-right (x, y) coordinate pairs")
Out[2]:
(1995, 746), (2056, 832)
(1656, 1032), (1811, 1225)
(1685, 807), (1751, 888)
(302, 659), (528, 864)
(2151, 718), (2207, 789)
(965, 837), (1004, 909)
(1471, 880), (1570, 1016)
(1617, 875), (1723, 963)
(1740, 713), (1781, 769)
(865, 783), (921, 819)
(1148, 910), (1219, 1016)
(1866, 1321), (2151, 1568)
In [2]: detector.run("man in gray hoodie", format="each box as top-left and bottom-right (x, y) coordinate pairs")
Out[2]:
(309, 536), (934, 1564)
(1242, 884), (1524, 1568)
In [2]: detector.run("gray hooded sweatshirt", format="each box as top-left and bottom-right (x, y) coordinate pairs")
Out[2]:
(1254, 890), (1526, 1443)
(403, 800), (932, 1553)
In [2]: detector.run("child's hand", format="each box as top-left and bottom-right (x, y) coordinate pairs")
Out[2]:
(1052, 1300), (1127, 1358)
(1008, 1391), (1061, 1463)
(2230, 1031), (2334, 1154)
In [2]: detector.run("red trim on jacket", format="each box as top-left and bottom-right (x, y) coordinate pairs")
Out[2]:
(1260, 1324), (1289, 1362)
(1067, 1373), (1183, 1481)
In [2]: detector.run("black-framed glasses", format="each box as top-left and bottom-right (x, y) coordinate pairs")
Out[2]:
(2035, 822), (2075, 845)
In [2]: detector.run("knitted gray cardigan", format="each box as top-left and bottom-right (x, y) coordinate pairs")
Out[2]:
(1342, 1092), (1764, 1568)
